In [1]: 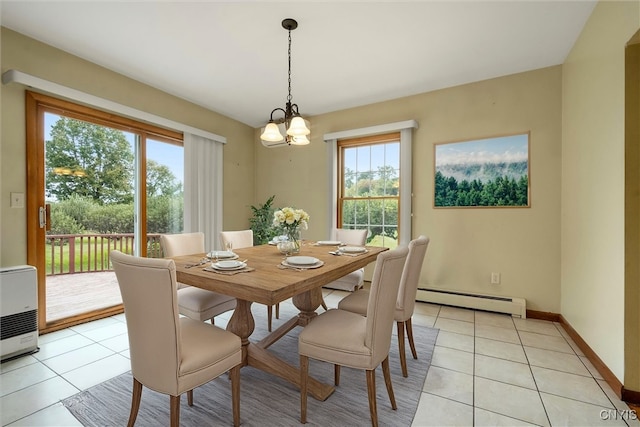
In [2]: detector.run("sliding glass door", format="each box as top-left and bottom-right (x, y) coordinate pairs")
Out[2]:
(26, 91), (184, 332)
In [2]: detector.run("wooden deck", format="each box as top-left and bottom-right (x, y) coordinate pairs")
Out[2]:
(46, 272), (123, 322)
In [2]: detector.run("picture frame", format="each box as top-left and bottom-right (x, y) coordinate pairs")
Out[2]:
(434, 132), (530, 208)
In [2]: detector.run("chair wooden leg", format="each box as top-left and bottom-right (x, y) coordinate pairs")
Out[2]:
(230, 364), (241, 427)
(381, 356), (397, 410)
(275, 302), (280, 319)
(406, 317), (418, 359)
(365, 369), (378, 427)
(210, 317), (215, 325)
(300, 355), (309, 424)
(321, 297), (328, 311)
(127, 378), (143, 427)
(187, 389), (194, 406)
(267, 305), (273, 332)
(170, 395), (180, 427)
(334, 364), (341, 386)
(397, 321), (408, 378)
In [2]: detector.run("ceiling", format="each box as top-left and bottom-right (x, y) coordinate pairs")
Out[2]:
(1, 1), (596, 128)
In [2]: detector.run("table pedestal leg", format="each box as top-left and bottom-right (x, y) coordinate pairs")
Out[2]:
(258, 287), (323, 349)
(226, 299), (254, 366)
(292, 287), (323, 326)
(227, 294), (335, 401)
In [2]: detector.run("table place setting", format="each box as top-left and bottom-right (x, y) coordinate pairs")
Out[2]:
(328, 246), (369, 257)
(313, 240), (344, 246)
(207, 250), (239, 261)
(278, 255), (324, 271)
(203, 259), (255, 275)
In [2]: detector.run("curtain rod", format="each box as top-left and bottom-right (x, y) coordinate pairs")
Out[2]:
(2, 69), (226, 144)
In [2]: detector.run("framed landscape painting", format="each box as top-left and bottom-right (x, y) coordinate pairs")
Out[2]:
(434, 132), (530, 208)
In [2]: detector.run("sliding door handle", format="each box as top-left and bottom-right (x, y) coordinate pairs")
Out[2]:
(39, 204), (51, 230)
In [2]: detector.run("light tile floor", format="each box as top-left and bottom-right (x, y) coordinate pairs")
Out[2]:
(1, 290), (639, 426)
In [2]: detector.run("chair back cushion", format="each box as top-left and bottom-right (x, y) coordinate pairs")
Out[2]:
(396, 236), (430, 321)
(160, 232), (205, 257)
(220, 229), (254, 249)
(365, 246), (409, 365)
(334, 228), (367, 246)
(110, 250), (181, 392)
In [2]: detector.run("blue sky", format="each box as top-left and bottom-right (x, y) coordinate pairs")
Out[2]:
(343, 142), (400, 172)
(435, 133), (528, 167)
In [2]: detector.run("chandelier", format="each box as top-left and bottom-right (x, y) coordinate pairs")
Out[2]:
(260, 18), (310, 146)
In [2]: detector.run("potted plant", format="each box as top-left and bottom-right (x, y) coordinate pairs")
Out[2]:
(249, 195), (277, 245)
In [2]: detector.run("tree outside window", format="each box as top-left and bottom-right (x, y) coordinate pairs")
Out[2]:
(338, 133), (400, 248)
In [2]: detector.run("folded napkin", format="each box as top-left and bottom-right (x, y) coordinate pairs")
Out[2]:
(338, 251), (368, 257)
(203, 267), (255, 275)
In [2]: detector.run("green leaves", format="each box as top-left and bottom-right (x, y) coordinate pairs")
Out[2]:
(249, 195), (277, 245)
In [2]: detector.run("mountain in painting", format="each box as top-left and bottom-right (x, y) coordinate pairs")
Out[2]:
(436, 160), (527, 184)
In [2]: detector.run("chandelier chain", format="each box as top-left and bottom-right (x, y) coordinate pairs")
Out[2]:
(287, 28), (292, 103)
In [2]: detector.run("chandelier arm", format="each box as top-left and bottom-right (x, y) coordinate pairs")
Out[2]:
(269, 107), (287, 122)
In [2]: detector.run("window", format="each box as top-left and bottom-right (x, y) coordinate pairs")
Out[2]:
(325, 120), (418, 248)
(338, 133), (400, 248)
(37, 101), (184, 258)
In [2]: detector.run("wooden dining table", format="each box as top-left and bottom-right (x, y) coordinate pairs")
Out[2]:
(172, 243), (387, 401)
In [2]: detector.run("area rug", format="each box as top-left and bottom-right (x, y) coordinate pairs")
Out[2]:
(63, 304), (438, 426)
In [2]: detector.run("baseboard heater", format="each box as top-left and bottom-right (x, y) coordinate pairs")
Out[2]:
(416, 288), (526, 318)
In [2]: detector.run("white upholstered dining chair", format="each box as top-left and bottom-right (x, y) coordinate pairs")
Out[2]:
(338, 235), (430, 377)
(110, 250), (242, 427)
(323, 228), (368, 291)
(220, 229), (280, 332)
(299, 246), (409, 427)
(319, 228), (368, 311)
(160, 232), (237, 323)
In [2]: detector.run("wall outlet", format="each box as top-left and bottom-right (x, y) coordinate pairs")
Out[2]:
(491, 272), (501, 284)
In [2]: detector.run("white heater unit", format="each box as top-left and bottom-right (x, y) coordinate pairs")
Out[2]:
(416, 288), (526, 318)
(1, 265), (39, 361)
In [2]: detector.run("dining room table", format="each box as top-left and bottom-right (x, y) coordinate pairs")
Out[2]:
(171, 242), (387, 401)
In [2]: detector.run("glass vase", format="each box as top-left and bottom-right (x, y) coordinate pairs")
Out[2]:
(286, 228), (301, 254)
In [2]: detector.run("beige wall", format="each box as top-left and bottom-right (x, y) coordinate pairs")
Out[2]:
(562, 1), (639, 385)
(4, 0), (637, 390)
(0, 28), (255, 267)
(255, 66), (563, 313)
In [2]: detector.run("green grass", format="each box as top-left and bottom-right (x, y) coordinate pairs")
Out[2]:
(369, 234), (398, 249)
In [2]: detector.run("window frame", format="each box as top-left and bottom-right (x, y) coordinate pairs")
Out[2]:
(337, 133), (401, 246)
(324, 120), (418, 246)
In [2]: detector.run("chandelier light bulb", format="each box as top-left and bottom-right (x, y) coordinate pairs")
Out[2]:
(261, 122), (284, 142)
(287, 116), (310, 136)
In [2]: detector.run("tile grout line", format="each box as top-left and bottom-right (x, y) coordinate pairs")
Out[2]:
(513, 316), (553, 427)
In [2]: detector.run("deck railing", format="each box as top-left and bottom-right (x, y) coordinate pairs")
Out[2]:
(45, 233), (163, 276)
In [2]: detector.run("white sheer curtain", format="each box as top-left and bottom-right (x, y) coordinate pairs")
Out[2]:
(183, 133), (224, 251)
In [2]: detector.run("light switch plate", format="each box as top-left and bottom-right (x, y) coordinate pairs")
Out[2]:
(10, 192), (25, 208)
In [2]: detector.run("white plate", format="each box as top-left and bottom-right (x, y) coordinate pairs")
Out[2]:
(286, 256), (319, 266)
(281, 260), (324, 269)
(340, 246), (367, 254)
(211, 261), (246, 270)
(317, 240), (342, 246)
(208, 251), (237, 259)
